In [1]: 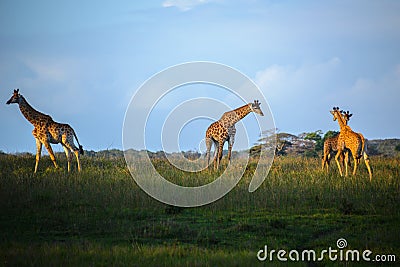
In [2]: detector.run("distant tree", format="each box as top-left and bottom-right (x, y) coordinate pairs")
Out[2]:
(303, 130), (323, 152)
(183, 150), (201, 160)
(250, 128), (279, 158)
(395, 144), (400, 152)
(249, 144), (262, 158)
(323, 130), (340, 141)
(302, 130), (323, 140)
(258, 128), (278, 151)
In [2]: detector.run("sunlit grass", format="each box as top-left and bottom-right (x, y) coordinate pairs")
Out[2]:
(0, 154), (399, 266)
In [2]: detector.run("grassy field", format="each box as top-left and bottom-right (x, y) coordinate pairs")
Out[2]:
(0, 154), (399, 266)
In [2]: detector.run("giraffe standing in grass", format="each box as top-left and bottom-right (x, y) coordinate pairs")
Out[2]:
(205, 100), (264, 170)
(6, 89), (84, 173)
(340, 110), (371, 178)
(322, 111), (352, 172)
(330, 107), (372, 180)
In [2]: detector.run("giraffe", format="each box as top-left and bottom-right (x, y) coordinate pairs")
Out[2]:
(330, 107), (372, 180)
(205, 100), (264, 170)
(6, 89), (84, 173)
(339, 110), (372, 179)
(321, 111), (352, 172)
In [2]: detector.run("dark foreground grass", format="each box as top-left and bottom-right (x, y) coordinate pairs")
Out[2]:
(0, 154), (399, 266)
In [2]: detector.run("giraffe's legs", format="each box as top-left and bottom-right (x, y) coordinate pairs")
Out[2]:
(344, 151), (349, 177)
(213, 141), (219, 170)
(227, 136), (235, 162)
(70, 149), (81, 172)
(227, 127), (236, 162)
(212, 140), (219, 170)
(227, 141), (232, 162)
(205, 137), (213, 167)
(214, 141), (224, 170)
(351, 152), (359, 177)
(363, 152), (373, 181)
(334, 150), (344, 177)
(34, 138), (42, 173)
(361, 142), (372, 181)
(213, 140), (218, 160)
(321, 143), (327, 172)
(215, 141), (224, 170)
(63, 134), (82, 172)
(62, 134), (77, 172)
(326, 153), (331, 171)
(43, 141), (59, 169)
(62, 145), (72, 172)
(346, 151), (352, 169)
(72, 147), (82, 172)
(322, 149), (329, 172)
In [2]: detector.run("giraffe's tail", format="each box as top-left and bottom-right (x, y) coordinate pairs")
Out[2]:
(79, 145), (84, 156)
(73, 130), (84, 155)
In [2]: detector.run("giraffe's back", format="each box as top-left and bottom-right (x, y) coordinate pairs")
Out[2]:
(206, 121), (228, 141)
(339, 129), (363, 159)
(47, 122), (73, 144)
(324, 135), (339, 152)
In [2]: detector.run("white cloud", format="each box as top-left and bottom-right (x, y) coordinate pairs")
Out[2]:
(254, 60), (400, 138)
(253, 58), (344, 134)
(255, 65), (286, 93)
(343, 65), (400, 135)
(327, 65), (400, 139)
(14, 56), (97, 116)
(21, 57), (76, 84)
(162, 0), (214, 11)
(345, 65), (400, 106)
(255, 57), (341, 100)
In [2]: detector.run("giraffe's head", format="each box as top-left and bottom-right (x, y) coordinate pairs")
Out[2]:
(6, 89), (21, 105)
(340, 110), (352, 125)
(329, 106), (341, 121)
(250, 100), (264, 116)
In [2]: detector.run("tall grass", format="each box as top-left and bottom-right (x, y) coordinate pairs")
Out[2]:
(0, 154), (399, 266)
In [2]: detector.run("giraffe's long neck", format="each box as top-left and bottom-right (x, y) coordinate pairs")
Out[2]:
(18, 96), (51, 125)
(221, 104), (252, 127)
(335, 111), (348, 131)
(233, 104), (252, 122)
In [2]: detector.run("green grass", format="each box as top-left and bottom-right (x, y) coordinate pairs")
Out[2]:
(0, 154), (399, 266)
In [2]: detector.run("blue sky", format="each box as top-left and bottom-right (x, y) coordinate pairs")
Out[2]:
(1, 0), (399, 153)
